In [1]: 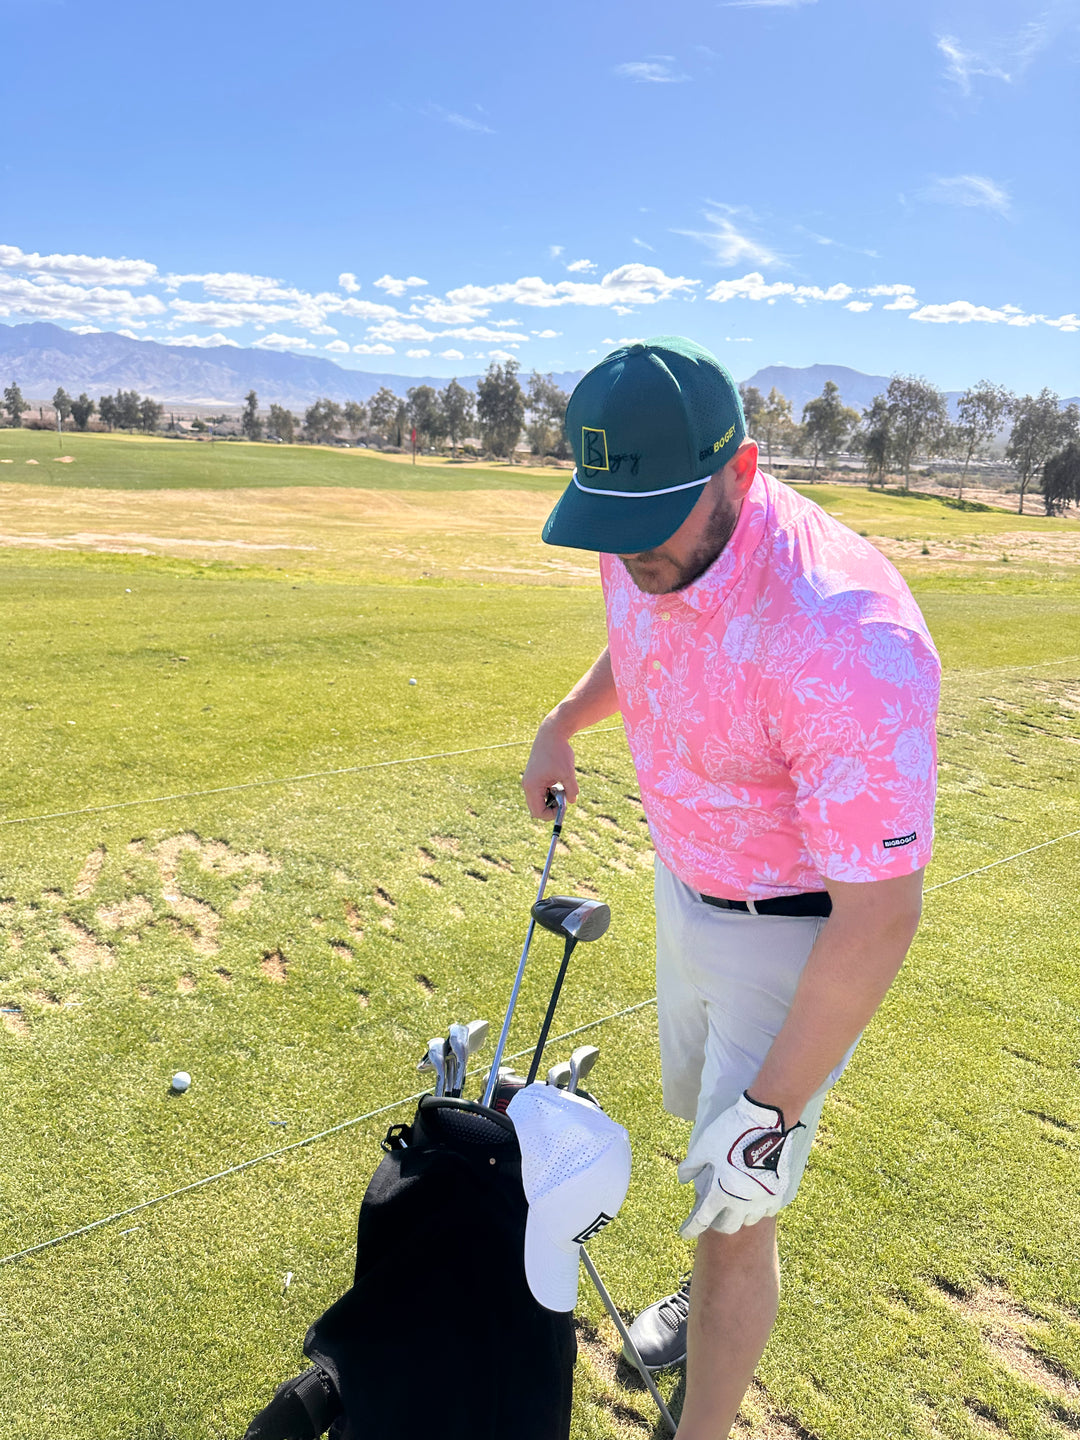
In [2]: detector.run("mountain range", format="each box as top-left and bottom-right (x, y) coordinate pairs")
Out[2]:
(4, 323), (1072, 416)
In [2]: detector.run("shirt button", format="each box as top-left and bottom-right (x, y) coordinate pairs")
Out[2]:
(653, 660), (661, 670)
(661, 612), (670, 621)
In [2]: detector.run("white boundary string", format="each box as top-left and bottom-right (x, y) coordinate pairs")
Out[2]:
(0, 999), (658, 1267)
(0, 727), (624, 830)
(4, 820), (1080, 1268)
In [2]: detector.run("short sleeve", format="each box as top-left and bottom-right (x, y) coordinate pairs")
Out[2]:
(775, 621), (941, 883)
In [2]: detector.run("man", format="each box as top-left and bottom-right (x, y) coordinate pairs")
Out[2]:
(522, 337), (938, 1439)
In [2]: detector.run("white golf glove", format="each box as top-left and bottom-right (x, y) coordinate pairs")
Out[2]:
(678, 1092), (804, 1238)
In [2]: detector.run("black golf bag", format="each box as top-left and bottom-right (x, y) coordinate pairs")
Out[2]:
(248, 1095), (576, 1440)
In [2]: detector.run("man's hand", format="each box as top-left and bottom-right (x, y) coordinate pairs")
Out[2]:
(522, 717), (579, 818)
(677, 1093), (804, 1238)
(520, 647), (620, 818)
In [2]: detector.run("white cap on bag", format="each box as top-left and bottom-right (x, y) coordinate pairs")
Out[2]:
(507, 1083), (632, 1312)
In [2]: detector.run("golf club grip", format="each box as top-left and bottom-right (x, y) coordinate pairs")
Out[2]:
(525, 938), (577, 1085)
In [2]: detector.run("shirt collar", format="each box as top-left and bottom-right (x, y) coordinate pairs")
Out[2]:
(672, 470), (770, 614)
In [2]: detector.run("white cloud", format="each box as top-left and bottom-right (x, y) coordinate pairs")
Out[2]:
(366, 320), (439, 343)
(70, 325), (102, 334)
(632, 237), (655, 252)
(410, 296), (488, 323)
(0, 272), (167, 323)
(0, 244), (158, 287)
(441, 325), (529, 342)
(406, 348), (432, 358)
(373, 274), (429, 298)
(549, 245), (564, 259)
(883, 294), (919, 311)
(566, 259), (597, 273)
(706, 272), (853, 305)
(325, 339), (351, 352)
(439, 348), (465, 359)
(937, 35), (1011, 94)
(353, 342), (395, 355)
(488, 349), (517, 361)
(163, 332), (240, 348)
(252, 333), (317, 350)
(600, 336), (645, 347)
(724, 336), (754, 342)
(532, 329), (560, 338)
(1044, 314), (1080, 333)
(923, 174), (1011, 214)
(445, 263), (697, 312)
(845, 301), (873, 312)
(165, 271), (310, 302)
(674, 212), (780, 268)
(614, 60), (689, 83)
(865, 284), (916, 297)
(338, 272), (360, 292)
(426, 104), (494, 134)
(115, 329), (142, 340)
(336, 297), (401, 321)
(909, 301), (1023, 325)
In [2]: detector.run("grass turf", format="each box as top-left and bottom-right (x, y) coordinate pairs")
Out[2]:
(0, 469), (1078, 1439)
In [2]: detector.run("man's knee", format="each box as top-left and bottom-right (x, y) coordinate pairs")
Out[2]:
(695, 1215), (779, 1276)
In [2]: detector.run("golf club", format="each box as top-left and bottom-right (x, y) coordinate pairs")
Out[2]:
(546, 1060), (572, 1088)
(447, 1024), (471, 1099)
(424, 1037), (447, 1097)
(568, 1045), (600, 1094)
(580, 1249), (676, 1435)
(524, 896), (611, 1085)
(481, 786), (566, 1106)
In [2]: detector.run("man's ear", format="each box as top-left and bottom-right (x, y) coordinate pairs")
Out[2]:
(726, 439), (759, 499)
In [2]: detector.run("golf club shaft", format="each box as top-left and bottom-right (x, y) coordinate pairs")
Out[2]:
(580, 1249), (677, 1435)
(524, 936), (577, 1085)
(481, 789), (566, 1106)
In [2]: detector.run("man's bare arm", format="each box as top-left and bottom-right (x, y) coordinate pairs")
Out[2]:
(521, 647), (620, 817)
(750, 869), (925, 1124)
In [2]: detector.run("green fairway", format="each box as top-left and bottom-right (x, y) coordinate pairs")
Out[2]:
(0, 427), (566, 492)
(1, 467), (1078, 1440)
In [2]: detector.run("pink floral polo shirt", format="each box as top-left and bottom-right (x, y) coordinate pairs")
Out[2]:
(600, 471), (940, 899)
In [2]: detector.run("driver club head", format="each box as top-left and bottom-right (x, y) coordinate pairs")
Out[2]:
(530, 895), (611, 944)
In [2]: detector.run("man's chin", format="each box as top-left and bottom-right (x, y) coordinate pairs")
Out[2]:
(620, 557), (681, 594)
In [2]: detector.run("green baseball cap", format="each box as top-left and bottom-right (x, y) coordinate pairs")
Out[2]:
(542, 335), (746, 554)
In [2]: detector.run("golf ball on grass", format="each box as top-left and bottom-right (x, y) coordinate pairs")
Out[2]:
(409, 678), (417, 685)
(171, 1071), (192, 1093)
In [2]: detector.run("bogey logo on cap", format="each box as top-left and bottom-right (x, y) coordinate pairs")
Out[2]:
(582, 426), (609, 472)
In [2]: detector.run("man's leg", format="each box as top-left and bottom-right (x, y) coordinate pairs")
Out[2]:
(675, 1217), (779, 1440)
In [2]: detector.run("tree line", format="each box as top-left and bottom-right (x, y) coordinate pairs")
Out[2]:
(243, 360), (569, 462)
(2, 383), (164, 434)
(738, 375), (1080, 515)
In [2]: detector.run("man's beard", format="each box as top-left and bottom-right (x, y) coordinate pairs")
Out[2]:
(618, 490), (741, 595)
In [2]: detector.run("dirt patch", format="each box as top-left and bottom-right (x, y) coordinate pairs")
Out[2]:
(166, 894), (221, 955)
(330, 942), (352, 961)
(58, 917), (114, 972)
(373, 886), (396, 909)
(260, 950), (288, 982)
(177, 974), (197, 994)
(137, 984), (154, 999)
(74, 846), (105, 897)
(97, 895), (154, 930)
(214, 968), (233, 984)
(415, 974), (436, 995)
(230, 880), (263, 912)
(935, 1279), (1080, 1408)
(1, 1007), (29, 1036)
(430, 835), (461, 854)
(30, 990), (62, 1007)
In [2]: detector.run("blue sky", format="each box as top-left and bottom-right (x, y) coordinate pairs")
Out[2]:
(2, 0), (1077, 394)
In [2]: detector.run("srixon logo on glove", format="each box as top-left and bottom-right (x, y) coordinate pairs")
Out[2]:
(678, 1092), (805, 1238)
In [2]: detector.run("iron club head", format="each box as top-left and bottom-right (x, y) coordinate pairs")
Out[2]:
(424, 1038), (447, 1097)
(530, 895), (611, 943)
(546, 1060), (572, 1088)
(568, 1045), (600, 1093)
(447, 1024), (471, 1098)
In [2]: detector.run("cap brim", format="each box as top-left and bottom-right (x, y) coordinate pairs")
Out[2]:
(523, 1212), (581, 1313)
(542, 474), (706, 554)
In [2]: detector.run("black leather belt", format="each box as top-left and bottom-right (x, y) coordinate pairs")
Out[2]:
(700, 891), (832, 918)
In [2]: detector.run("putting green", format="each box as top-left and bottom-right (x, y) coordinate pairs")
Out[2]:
(0, 486), (1077, 1438)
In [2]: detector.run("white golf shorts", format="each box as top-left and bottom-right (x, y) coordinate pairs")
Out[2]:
(655, 859), (858, 1222)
